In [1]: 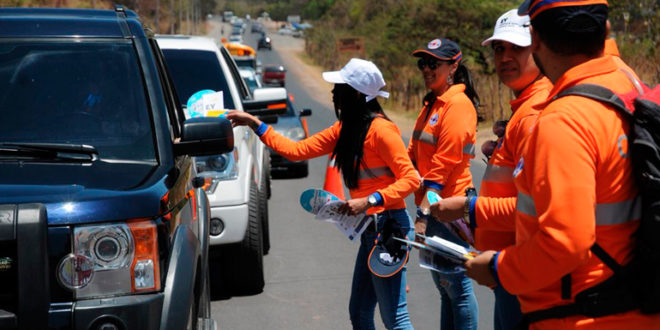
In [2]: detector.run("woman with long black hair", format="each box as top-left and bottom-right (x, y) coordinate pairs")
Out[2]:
(409, 38), (480, 330)
(227, 58), (419, 329)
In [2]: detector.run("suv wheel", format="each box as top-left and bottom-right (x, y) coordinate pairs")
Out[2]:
(188, 254), (211, 330)
(260, 152), (271, 255)
(228, 181), (264, 295)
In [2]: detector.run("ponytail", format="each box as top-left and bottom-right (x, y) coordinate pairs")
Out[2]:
(453, 63), (480, 109)
(332, 84), (390, 189)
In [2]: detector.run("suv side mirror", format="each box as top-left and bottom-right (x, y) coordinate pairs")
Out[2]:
(243, 87), (287, 116)
(299, 108), (312, 117)
(174, 117), (234, 157)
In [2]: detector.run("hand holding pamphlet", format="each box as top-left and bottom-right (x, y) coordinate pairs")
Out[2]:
(300, 189), (373, 242)
(315, 200), (374, 241)
(426, 191), (475, 245)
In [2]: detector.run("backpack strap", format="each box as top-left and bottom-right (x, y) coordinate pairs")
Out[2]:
(552, 84), (632, 307)
(591, 243), (625, 274)
(555, 84), (633, 118)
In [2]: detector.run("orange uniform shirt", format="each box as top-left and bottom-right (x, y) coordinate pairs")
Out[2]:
(474, 39), (640, 242)
(408, 84), (476, 204)
(474, 77), (552, 251)
(496, 56), (660, 328)
(260, 117), (420, 215)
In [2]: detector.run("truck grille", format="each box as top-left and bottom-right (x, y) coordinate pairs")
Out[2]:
(0, 242), (16, 314)
(0, 204), (50, 329)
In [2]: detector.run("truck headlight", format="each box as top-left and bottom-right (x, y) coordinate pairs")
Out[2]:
(57, 220), (160, 298)
(195, 148), (239, 193)
(276, 126), (305, 141)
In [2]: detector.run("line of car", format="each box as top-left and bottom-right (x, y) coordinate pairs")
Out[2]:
(0, 6), (309, 330)
(225, 19), (312, 179)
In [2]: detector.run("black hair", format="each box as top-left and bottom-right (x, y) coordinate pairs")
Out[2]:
(331, 83), (390, 189)
(453, 62), (480, 108)
(531, 4), (608, 57)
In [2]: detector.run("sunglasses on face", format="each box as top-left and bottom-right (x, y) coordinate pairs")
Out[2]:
(417, 58), (439, 70)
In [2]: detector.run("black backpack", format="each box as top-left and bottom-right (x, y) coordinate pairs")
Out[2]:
(519, 83), (660, 326)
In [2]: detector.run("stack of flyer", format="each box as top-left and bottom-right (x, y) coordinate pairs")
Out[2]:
(395, 234), (480, 272)
(315, 200), (373, 242)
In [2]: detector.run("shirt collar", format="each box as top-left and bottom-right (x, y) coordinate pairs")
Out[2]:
(437, 83), (466, 105)
(510, 76), (553, 112)
(542, 55), (618, 107)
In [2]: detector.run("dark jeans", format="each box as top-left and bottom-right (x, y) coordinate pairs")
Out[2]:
(349, 209), (414, 330)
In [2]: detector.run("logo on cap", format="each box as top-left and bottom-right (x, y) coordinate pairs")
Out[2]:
(428, 39), (442, 50)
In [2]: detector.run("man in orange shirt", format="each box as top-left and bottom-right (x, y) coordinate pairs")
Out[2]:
(458, 1), (660, 328)
(430, 8), (552, 330)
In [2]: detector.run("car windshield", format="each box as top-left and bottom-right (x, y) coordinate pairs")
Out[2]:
(234, 58), (256, 68)
(161, 49), (235, 109)
(239, 68), (260, 92)
(0, 40), (156, 162)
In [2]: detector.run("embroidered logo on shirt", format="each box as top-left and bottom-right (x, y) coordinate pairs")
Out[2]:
(429, 114), (439, 126)
(618, 134), (629, 158)
(513, 156), (524, 178)
(428, 39), (442, 50)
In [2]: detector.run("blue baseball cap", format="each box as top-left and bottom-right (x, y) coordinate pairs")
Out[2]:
(367, 218), (410, 277)
(412, 38), (462, 63)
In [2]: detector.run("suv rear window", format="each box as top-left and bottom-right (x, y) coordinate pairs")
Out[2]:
(0, 40), (156, 162)
(161, 49), (236, 110)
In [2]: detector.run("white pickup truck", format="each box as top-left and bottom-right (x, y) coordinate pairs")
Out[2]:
(157, 36), (286, 295)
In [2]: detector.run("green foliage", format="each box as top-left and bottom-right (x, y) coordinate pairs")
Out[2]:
(218, 0), (658, 118)
(304, 0), (659, 118)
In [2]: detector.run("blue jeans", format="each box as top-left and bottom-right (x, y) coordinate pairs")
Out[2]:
(349, 209), (414, 330)
(426, 219), (478, 330)
(493, 284), (522, 330)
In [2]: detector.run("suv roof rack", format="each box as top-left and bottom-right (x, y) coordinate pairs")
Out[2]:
(114, 5), (131, 39)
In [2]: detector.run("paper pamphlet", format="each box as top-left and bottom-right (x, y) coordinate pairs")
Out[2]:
(394, 235), (480, 272)
(424, 235), (478, 262)
(202, 91), (225, 114)
(315, 200), (373, 242)
(185, 90), (225, 118)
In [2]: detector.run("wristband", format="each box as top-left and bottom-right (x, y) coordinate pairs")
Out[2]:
(463, 197), (471, 224)
(416, 207), (430, 220)
(488, 252), (501, 286)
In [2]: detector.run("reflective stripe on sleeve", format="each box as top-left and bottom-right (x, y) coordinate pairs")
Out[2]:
(463, 143), (475, 156)
(517, 192), (640, 225)
(358, 166), (395, 179)
(482, 164), (514, 183)
(516, 192), (537, 217)
(595, 197), (641, 225)
(412, 130), (437, 146)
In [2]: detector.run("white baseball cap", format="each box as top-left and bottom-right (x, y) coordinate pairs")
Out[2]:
(322, 58), (389, 102)
(481, 9), (531, 47)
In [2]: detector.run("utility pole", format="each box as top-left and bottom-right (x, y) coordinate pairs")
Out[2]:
(179, 0), (183, 34)
(170, 0), (174, 33)
(155, 0), (160, 33)
(187, 0), (191, 34)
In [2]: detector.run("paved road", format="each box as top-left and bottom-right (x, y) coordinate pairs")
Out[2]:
(207, 19), (495, 329)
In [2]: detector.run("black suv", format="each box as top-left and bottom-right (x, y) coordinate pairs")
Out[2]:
(257, 35), (272, 50)
(0, 7), (229, 330)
